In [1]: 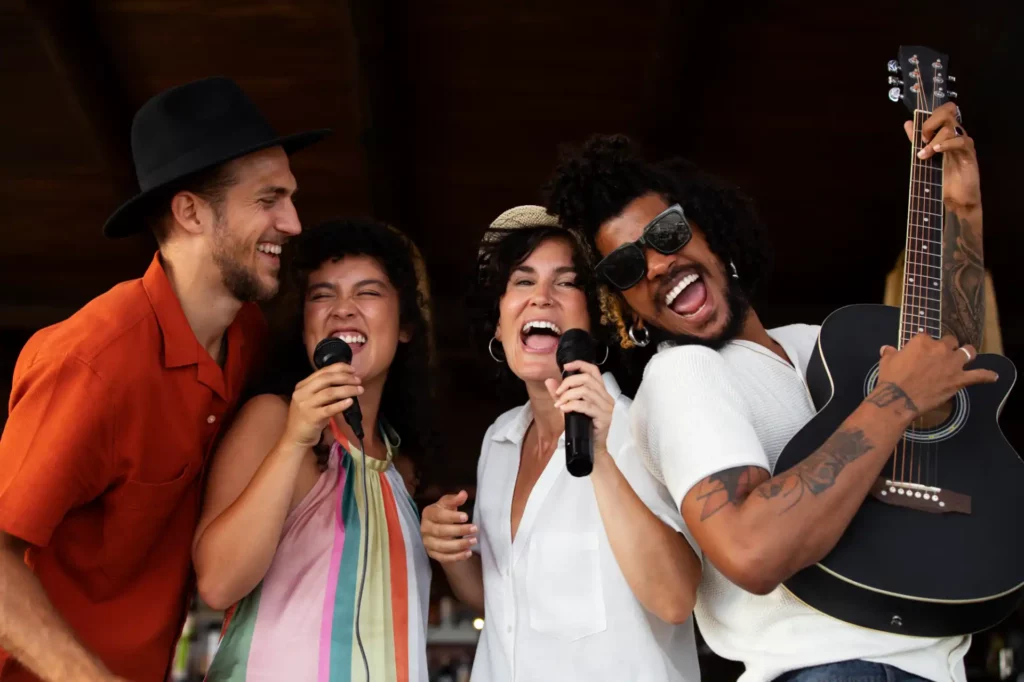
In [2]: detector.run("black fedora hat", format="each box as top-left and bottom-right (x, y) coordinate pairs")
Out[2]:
(103, 76), (331, 239)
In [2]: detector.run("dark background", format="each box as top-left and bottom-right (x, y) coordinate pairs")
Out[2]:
(1, 0), (1022, 679)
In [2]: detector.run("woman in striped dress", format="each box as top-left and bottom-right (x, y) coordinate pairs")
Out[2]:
(192, 219), (436, 682)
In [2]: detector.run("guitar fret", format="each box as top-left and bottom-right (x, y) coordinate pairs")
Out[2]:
(909, 209), (943, 218)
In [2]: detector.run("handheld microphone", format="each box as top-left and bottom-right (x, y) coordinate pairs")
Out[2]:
(556, 329), (597, 477)
(313, 337), (364, 440)
(312, 336), (370, 682)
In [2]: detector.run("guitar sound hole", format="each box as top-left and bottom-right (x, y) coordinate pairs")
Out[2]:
(911, 399), (955, 431)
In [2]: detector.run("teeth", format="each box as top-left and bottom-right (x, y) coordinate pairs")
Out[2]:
(333, 333), (367, 345)
(521, 321), (562, 335)
(665, 273), (701, 306)
(257, 243), (282, 255)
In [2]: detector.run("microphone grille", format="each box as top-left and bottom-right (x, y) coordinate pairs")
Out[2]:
(556, 328), (596, 370)
(313, 337), (352, 369)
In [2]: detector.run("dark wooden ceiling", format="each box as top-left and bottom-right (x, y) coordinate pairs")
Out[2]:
(1, 0), (1022, 491)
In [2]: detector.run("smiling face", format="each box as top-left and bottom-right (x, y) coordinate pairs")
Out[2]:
(595, 192), (748, 348)
(495, 237), (591, 384)
(207, 146), (302, 302)
(303, 254), (409, 387)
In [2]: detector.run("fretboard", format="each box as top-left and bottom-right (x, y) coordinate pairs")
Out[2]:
(899, 109), (943, 349)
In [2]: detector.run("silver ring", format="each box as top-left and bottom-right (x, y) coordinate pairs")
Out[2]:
(955, 106), (962, 123)
(959, 347), (972, 361)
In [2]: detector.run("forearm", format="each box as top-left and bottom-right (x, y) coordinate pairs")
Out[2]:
(942, 204), (985, 348)
(193, 441), (305, 609)
(695, 384), (915, 592)
(0, 543), (111, 682)
(591, 451), (700, 623)
(441, 554), (484, 614)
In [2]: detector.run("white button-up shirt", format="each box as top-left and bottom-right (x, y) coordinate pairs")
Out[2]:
(470, 373), (700, 682)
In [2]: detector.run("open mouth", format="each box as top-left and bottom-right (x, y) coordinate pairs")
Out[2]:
(663, 270), (709, 319)
(520, 320), (562, 354)
(256, 242), (283, 263)
(332, 329), (368, 353)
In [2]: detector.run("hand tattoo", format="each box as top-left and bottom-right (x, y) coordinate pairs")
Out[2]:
(867, 382), (918, 414)
(941, 211), (985, 348)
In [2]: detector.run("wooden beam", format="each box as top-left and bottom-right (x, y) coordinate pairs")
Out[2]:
(24, 0), (136, 197)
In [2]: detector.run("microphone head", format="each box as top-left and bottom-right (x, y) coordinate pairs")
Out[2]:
(556, 328), (596, 372)
(313, 337), (352, 369)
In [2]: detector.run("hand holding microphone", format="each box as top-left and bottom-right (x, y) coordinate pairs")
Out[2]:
(281, 338), (364, 449)
(546, 329), (615, 477)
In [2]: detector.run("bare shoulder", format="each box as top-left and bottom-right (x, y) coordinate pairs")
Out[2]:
(214, 394), (290, 462)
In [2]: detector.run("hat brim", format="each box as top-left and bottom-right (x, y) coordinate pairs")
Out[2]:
(102, 128), (332, 239)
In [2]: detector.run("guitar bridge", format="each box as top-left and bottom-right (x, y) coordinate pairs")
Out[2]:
(870, 477), (971, 514)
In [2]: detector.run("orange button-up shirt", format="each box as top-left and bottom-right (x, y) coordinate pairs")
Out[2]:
(0, 254), (266, 682)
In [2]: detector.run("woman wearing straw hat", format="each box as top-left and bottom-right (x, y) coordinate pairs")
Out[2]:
(420, 206), (702, 681)
(192, 219), (437, 682)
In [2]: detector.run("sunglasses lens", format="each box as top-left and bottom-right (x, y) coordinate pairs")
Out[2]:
(598, 246), (645, 289)
(648, 214), (691, 254)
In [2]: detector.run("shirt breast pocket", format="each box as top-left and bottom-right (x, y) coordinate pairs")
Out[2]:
(526, 531), (607, 641)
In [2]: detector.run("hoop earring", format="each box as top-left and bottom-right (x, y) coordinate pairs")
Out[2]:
(596, 344), (610, 366)
(627, 324), (650, 348)
(488, 337), (505, 363)
(730, 260), (740, 280)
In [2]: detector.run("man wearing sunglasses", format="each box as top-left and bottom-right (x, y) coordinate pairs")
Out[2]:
(544, 109), (993, 682)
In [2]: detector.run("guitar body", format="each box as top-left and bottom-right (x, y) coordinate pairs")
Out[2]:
(775, 303), (1024, 637)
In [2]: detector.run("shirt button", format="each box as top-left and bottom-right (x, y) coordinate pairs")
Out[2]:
(207, 415), (216, 424)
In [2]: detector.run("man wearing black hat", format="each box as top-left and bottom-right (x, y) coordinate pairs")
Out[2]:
(0, 77), (329, 682)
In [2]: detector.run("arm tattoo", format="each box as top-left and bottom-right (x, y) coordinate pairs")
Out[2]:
(941, 210), (985, 348)
(756, 428), (874, 512)
(693, 466), (761, 521)
(866, 382), (918, 414)
(692, 429), (874, 522)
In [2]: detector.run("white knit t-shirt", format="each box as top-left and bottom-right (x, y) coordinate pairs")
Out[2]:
(631, 323), (970, 682)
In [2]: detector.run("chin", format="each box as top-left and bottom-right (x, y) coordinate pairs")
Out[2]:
(510, 356), (558, 384)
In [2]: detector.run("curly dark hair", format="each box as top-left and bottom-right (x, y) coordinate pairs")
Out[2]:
(467, 226), (620, 401)
(543, 134), (774, 302)
(247, 219), (438, 473)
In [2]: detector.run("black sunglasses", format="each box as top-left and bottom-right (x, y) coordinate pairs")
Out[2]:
(595, 204), (692, 290)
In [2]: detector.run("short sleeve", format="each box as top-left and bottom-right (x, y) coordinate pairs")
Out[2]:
(0, 352), (115, 546)
(635, 347), (769, 511)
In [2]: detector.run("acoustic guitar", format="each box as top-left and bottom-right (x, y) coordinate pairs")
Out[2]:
(773, 45), (1024, 638)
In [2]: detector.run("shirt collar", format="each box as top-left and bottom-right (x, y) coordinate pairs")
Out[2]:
(490, 372), (622, 446)
(142, 252), (200, 369)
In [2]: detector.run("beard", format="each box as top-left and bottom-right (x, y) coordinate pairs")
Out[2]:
(653, 278), (750, 352)
(211, 215), (278, 302)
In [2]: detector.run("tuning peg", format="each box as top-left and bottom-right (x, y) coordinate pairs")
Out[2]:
(888, 87), (903, 102)
(888, 76), (904, 86)
(948, 90), (958, 99)
(888, 60), (901, 73)
(948, 75), (956, 83)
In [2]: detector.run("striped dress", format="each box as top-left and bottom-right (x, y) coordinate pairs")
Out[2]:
(206, 428), (431, 682)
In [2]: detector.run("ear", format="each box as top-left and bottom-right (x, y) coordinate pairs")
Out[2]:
(169, 191), (211, 236)
(398, 325), (413, 344)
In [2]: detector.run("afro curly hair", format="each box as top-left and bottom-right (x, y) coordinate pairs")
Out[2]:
(543, 134), (774, 303)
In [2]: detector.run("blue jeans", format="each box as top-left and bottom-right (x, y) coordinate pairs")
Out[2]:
(774, 660), (933, 682)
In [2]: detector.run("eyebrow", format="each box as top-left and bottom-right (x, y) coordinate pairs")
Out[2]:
(512, 265), (577, 275)
(306, 282), (335, 295)
(355, 278), (390, 288)
(258, 185), (296, 198)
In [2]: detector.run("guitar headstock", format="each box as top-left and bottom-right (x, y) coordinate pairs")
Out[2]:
(887, 45), (956, 114)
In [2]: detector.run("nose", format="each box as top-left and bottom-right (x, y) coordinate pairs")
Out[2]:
(529, 280), (555, 307)
(276, 199), (302, 237)
(645, 249), (674, 281)
(330, 296), (358, 320)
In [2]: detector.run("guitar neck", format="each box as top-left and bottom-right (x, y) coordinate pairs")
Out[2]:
(898, 108), (944, 350)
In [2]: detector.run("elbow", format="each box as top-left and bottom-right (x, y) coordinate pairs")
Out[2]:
(722, 544), (787, 596)
(196, 572), (237, 612)
(654, 592), (696, 625)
